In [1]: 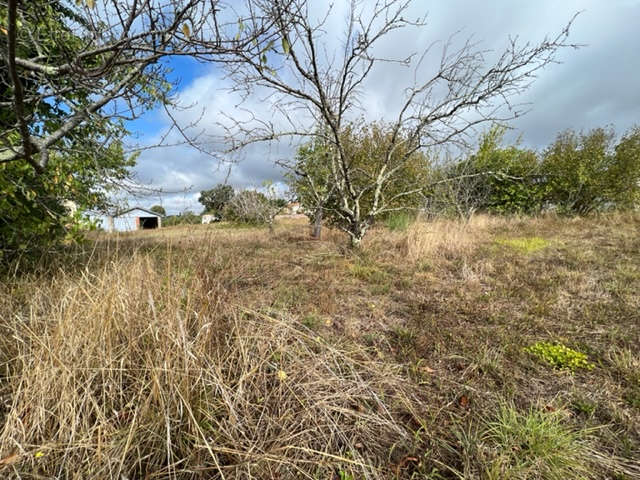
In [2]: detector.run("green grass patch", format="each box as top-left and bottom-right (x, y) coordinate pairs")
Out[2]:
(525, 342), (594, 372)
(496, 236), (549, 253)
(301, 312), (321, 330)
(484, 404), (594, 479)
(384, 212), (414, 231)
(348, 262), (390, 285)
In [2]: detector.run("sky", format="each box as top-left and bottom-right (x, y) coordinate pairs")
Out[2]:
(126, 0), (640, 214)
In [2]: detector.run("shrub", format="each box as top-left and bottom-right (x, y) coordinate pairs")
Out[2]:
(429, 127), (546, 218)
(199, 184), (234, 217)
(162, 211), (201, 226)
(525, 342), (594, 372)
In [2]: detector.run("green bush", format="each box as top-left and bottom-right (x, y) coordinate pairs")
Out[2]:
(525, 342), (594, 372)
(436, 126), (547, 217)
(1, 142), (132, 267)
(541, 127), (640, 214)
(163, 211), (201, 226)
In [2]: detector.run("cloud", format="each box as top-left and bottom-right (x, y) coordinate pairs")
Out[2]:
(127, 0), (640, 214)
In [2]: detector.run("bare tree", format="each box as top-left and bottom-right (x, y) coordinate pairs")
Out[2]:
(224, 183), (282, 232)
(223, 0), (580, 247)
(425, 156), (491, 221)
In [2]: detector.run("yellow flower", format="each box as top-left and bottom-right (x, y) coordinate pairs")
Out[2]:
(35, 451), (45, 458)
(277, 370), (287, 382)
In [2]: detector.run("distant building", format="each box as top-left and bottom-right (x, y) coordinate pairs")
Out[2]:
(284, 202), (302, 215)
(95, 207), (163, 232)
(202, 214), (219, 224)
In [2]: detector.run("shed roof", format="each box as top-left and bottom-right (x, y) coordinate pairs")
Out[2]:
(114, 207), (163, 218)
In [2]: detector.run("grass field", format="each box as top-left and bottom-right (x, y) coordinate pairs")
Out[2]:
(1, 213), (639, 479)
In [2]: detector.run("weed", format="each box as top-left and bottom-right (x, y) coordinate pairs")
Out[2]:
(301, 313), (321, 330)
(337, 469), (355, 480)
(496, 236), (549, 253)
(349, 262), (389, 285)
(625, 387), (640, 410)
(525, 341), (595, 372)
(572, 396), (597, 417)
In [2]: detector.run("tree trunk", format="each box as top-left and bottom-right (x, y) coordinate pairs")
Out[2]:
(348, 221), (365, 248)
(349, 233), (363, 248)
(311, 207), (323, 239)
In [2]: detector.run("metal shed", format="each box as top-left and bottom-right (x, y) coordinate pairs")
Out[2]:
(100, 207), (163, 232)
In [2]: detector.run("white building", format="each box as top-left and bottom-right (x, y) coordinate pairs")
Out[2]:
(95, 207), (163, 232)
(202, 214), (219, 224)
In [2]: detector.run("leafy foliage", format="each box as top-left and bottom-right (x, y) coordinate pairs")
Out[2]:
(150, 205), (166, 215)
(525, 342), (594, 372)
(0, 141), (134, 265)
(541, 127), (640, 214)
(0, 1), (146, 265)
(288, 123), (431, 240)
(162, 211), (201, 227)
(384, 212), (415, 231)
(432, 127), (546, 216)
(199, 184), (235, 216)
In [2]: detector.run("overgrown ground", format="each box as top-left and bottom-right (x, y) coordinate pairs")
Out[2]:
(1, 213), (639, 479)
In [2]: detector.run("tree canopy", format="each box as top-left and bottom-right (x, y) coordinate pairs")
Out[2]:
(199, 184), (235, 216)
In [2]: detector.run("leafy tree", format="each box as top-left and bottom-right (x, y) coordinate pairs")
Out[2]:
(0, 139), (135, 265)
(150, 205), (166, 216)
(610, 126), (640, 209)
(286, 135), (334, 238)
(0, 0), (280, 265)
(541, 126), (640, 214)
(288, 123), (431, 241)
(199, 184), (235, 216)
(449, 127), (546, 215)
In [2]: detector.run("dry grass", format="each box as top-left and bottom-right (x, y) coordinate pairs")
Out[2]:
(1, 213), (639, 479)
(403, 214), (508, 261)
(0, 248), (424, 479)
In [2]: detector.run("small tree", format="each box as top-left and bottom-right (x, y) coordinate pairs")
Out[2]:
(199, 184), (235, 216)
(288, 122), (431, 241)
(286, 135), (334, 239)
(150, 205), (166, 216)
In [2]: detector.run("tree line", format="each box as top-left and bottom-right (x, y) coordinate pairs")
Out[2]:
(284, 123), (640, 240)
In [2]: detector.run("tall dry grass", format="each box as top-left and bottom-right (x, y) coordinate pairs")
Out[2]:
(404, 214), (510, 262)
(0, 245), (423, 479)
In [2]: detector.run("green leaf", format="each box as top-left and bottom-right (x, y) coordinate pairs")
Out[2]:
(281, 36), (290, 55)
